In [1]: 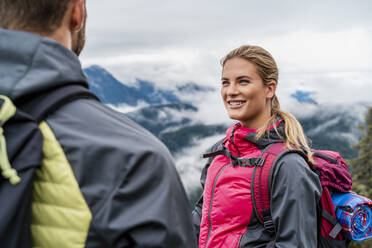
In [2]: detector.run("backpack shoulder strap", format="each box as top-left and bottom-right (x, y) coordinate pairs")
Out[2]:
(251, 142), (308, 234)
(0, 95), (21, 185)
(201, 137), (226, 187)
(195, 137), (226, 216)
(16, 84), (99, 122)
(203, 138), (226, 160)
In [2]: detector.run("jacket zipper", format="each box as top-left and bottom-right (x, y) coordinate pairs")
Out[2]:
(237, 234), (243, 248)
(205, 163), (230, 248)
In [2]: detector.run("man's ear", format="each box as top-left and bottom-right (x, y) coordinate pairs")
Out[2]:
(266, 80), (277, 99)
(70, 0), (85, 32)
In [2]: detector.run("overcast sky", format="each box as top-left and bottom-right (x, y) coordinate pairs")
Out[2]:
(81, 0), (372, 105)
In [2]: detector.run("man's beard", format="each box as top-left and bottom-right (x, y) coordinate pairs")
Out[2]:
(72, 17), (86, 56)
(72, 26), (85, 56)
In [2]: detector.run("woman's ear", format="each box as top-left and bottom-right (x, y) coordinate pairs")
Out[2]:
(266, 80), (277, 99)
(70, 0), (85, 32)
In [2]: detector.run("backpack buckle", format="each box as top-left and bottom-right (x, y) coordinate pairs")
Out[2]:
(263, 219), (275, 234)
(236, 157), (259, 167)
(262, 209), (275, 234)
(255, 158), (266, 166)
(329, 223), (342, 239)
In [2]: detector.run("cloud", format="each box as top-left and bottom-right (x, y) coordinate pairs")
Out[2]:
(191, 91), (233, 125)
(82, 1), (372, 104)
(175, 134), (225, 195)
(107, 100), (150, 113)
(84, 0), (372, 52)
(84, 1), (372, 51)
(278, 70), (372, 104)
(82, 47), (214, 87)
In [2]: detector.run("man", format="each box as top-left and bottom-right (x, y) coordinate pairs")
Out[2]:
(0, 0), (196, 247)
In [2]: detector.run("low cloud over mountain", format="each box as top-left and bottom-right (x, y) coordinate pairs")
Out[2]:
(85, 65), (371, 203)
(84, 65), (212, 106)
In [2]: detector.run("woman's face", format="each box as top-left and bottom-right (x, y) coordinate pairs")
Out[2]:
(221, 57), (275, 128)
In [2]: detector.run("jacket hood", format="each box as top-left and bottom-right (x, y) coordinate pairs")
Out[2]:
(0, 29), (88, 101)
(224, 119), (285, 155)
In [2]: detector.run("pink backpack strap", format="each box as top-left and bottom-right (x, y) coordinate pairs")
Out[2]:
(251, 142), (308, 234)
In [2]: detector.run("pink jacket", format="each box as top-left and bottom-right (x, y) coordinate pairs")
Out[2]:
(197, 120), (321, 248)
(199, 122), (269, 247)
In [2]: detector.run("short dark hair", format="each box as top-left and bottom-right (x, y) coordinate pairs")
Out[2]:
(0, 0), (71, 34)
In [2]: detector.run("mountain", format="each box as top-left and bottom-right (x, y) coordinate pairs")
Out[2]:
(176, 83), (214, 94)
(297, 104), (364, 158)
(84, 65), (181, 106)
(84, 65), (370, 204)
(126, 103), (198, 137)
(291, 90), (318, 104)
(84, 65), (367, 159)
(125, 103), (226, 154)
(126, 104), (365, 159)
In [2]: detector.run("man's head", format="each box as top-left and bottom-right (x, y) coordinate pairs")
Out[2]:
(0, 0), (87, 56)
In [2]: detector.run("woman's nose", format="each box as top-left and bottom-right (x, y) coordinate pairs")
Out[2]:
(226, 83), (239, 96)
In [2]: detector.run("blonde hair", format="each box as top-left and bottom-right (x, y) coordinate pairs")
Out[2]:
(221, 45), (313, 163)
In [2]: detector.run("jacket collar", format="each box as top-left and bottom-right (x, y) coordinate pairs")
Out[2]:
(224, 119), (285, 151)
(0, 29), (88, 101)
(244, 119), (285, 149)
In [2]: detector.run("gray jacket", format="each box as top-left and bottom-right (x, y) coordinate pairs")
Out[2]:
(0, 29), (197, 247)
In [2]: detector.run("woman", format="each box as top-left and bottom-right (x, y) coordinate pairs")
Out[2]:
(193, 45), (322, 247)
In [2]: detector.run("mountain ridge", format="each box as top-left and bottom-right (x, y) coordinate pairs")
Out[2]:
(84, 65), (212, 106)
(84, 65), (371, 202)
(84, 65), (368, 159)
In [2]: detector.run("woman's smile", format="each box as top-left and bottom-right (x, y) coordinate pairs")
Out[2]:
(227, 100), (246, 108)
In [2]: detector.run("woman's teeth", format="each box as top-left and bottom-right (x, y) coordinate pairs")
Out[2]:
(229, 101), (245, 106)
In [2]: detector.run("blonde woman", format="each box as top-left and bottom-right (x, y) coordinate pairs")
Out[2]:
(193, 45), (322, 247)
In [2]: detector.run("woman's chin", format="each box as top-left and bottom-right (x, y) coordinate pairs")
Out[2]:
(227, 114), (244, 122)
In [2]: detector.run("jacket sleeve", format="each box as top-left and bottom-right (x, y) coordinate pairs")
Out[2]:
(192, 196), (203, 241)
(78, 136), (198, 247)
(192, 161), (209, 244)
(270, 153), (322, 248)
(105, 148), (198, 248)
(192, 139), (223, 244)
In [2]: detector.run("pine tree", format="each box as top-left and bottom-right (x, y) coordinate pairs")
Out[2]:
(351, 107), (372, 198)
(349, 107), (372, 248)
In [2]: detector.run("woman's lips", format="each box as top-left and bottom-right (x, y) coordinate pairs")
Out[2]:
(227, 100), (246, 109)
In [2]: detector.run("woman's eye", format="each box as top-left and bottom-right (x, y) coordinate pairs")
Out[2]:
(240, 80), (250, 84)
(221, 81), (229, 86)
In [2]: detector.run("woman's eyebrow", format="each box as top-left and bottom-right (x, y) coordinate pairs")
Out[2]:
(236, 75), (252, 80)
(221, 75), (253, 81)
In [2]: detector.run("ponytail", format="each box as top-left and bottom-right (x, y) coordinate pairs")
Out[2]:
(257, 95), (314, 164)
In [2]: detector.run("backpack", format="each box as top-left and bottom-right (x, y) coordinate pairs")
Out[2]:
(0, 84), (98, 247)
(202, 140), (352, 248)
